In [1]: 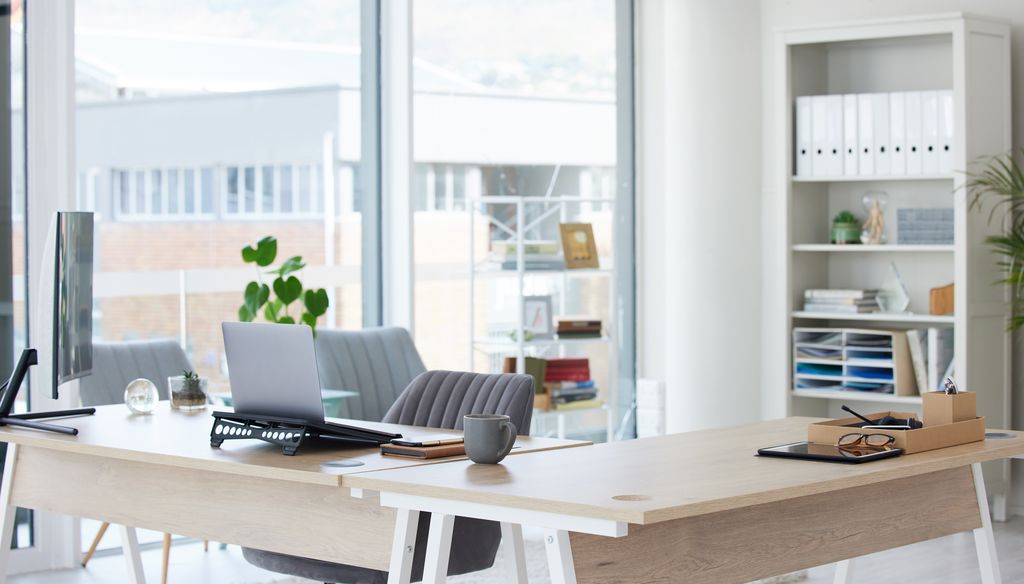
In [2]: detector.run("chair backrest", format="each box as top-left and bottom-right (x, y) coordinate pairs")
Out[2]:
(382, 370), (534, 433)
(314, 327), (426, 422)
(78, 339), (193, 407)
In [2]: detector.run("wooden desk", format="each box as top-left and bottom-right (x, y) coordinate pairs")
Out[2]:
(0, 403), (585, 584)
(346, 417), (1024, 584)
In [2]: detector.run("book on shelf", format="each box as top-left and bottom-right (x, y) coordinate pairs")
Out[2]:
(927, 327), (954, 391)
(502, 356), (548, 394)
(544, 379), (596, 390)
(490, 240), (561, 257)
(544, 357), (591, 382)
(804, 289), (879, 300)
(548, 386), (599, 400)
(551, 398), (604, 412)
(556, 318), (602, 338)
(499, 258), (566, 271)
(802, 303), (879, 314)
(906, 329), (929, 395)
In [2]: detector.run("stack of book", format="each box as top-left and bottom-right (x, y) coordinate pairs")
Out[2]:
(490, 240), (565, 271)
(542, 357), (601, 411)
(556, 319), (602, 339)
(803, 289), (880, 314)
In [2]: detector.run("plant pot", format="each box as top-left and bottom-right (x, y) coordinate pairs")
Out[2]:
(831, 222), (862, 244)
(169, 376), (208, 412)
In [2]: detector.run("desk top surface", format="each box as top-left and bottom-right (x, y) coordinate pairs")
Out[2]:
(346, 417), (1024, 525)
(0, 403), (585, 487)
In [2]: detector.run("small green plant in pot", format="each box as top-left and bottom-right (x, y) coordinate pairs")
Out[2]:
(831, 210), (861, 244)
(169, 369), (208, 411)
(238, 236), (329, 333)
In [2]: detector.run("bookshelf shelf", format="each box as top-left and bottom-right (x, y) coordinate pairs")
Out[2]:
(791, 389), (922, 405)
(792, 311), (955, 324)
(791, 174), (953, 183)
(792, 244), (954, 253)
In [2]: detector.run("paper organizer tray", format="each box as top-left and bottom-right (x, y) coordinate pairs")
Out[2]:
(808, 411), (985, 454)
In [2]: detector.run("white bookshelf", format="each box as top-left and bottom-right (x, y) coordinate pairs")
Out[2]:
(771, 13), (1011, 513)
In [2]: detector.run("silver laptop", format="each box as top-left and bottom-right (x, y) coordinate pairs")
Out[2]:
(222, 321), (329, 421)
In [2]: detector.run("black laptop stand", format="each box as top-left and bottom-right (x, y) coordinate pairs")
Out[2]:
(210, 411), (401, 456)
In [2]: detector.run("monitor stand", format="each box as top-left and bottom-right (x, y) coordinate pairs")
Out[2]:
(0, 349), (95, 436)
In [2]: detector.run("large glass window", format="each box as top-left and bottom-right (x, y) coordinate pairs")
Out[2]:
(412, 0), (631, 441)
(74, 0), (365, 553)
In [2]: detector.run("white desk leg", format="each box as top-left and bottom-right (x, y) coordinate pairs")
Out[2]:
(0, 444), (19, 584)
(544, 528), (577, 584)
(423, 512), (454, 584)
(118, 525), (147, 584)
(500, 522), (528, 584)
(833, 559), (853, 584)
(971, 463), (1001, 584)
(388, 508), (420, 584)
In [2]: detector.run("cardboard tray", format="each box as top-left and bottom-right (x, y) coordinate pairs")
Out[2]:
(808, 411), (985, 454)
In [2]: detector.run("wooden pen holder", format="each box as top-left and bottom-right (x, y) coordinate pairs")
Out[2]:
(923, 391), (976, 426)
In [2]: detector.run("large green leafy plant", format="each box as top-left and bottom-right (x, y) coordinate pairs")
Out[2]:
(238, 236), (329, 332)
(966, 151), (1024, 330)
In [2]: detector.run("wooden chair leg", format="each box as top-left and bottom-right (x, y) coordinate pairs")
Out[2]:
(81, 521), (110, 567)
(161, 533), (172, 584)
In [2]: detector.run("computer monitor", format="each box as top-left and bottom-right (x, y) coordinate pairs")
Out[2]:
(0, 212), (96, 436)
(51, 211), (94, 399)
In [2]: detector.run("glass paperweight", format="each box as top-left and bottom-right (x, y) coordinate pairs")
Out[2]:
(877, 261), (910, 313)
(860, 191), (889, 245)
(124, 378), (159, 414)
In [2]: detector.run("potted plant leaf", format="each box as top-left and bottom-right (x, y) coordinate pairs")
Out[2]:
(238, 236), (330, 333)
(831, 210), (861, 244)
(169, 369), (208, 411)
(966, 150), (1024, 330)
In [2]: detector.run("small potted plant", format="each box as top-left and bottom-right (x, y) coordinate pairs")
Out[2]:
(168, 370), (208, 412)
(831, 210), (861, 244)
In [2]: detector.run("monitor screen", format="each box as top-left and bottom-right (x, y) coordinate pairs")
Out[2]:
(52, 211), (94, 397)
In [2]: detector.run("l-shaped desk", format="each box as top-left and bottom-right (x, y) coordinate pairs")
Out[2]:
(2, 405), (1023, 584)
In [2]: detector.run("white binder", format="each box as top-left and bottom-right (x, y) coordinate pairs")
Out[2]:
(795, 96), (812, 177)
(905, 91), (923, 175)
(889, 92), (906, 175)
(857, 94), (875, 176)
(811, 96), (829, 177)
(872, 93), (891, 176)
(842, 94), (858, 176)
(921, 90), (939, 174)
(825, 95), (844, 176)
(938, 89), (954, 173)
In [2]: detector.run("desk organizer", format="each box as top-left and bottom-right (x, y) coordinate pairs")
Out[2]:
(923, 391), (976, 426)
(808, 411), (985, 454)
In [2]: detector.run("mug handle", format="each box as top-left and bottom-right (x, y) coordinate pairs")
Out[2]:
(497, 421), (517, 461)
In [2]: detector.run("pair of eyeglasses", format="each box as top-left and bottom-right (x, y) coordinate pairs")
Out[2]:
(837, 433), (895, 448)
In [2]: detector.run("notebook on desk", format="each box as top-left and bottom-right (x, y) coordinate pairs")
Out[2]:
(219, 322), (400, 450)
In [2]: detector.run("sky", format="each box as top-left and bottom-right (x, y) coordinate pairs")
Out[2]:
(75, 0), (617, 98)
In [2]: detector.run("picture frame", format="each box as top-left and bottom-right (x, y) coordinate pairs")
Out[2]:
(523, 295), (554, 339)
(559, 223), (599, 269)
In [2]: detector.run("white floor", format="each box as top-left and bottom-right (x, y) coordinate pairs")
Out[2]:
(10, 516), (1024, 583)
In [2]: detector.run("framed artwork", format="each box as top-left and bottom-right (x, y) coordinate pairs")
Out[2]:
(523, 295), (553, 339)
(559, 223), (599, 269)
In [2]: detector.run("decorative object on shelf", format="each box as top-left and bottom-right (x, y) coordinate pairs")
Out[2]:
(896, 208), (954, 244)
(169, 370), (208, 412)
(523, 295), (554, 339)
(877, 262), (910, 313)
(237, 235), (329, 333)
(965, 150), (1024, 329)
(124, 378), (159, 414)
(830, 211), (861, 244)
(860, 191), (888, 244)
(559, 223), (599, 268)
(929, 283), (954, 315)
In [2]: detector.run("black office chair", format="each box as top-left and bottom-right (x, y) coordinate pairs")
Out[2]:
(241, 370), (535, 584)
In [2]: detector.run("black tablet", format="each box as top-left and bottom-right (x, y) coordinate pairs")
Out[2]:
(757, 441), (902, 464)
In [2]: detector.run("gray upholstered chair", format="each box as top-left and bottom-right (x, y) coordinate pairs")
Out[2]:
(242, 370), (535, 584)
(314, 327), (427, 422)
(77, 339), (195, 584)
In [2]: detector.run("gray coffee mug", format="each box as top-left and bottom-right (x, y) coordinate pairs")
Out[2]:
(464, 414), (517, 464)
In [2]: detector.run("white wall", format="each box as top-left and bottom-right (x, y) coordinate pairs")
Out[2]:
(758, 0), (1024, 515)
(637, 0), (763, 432)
